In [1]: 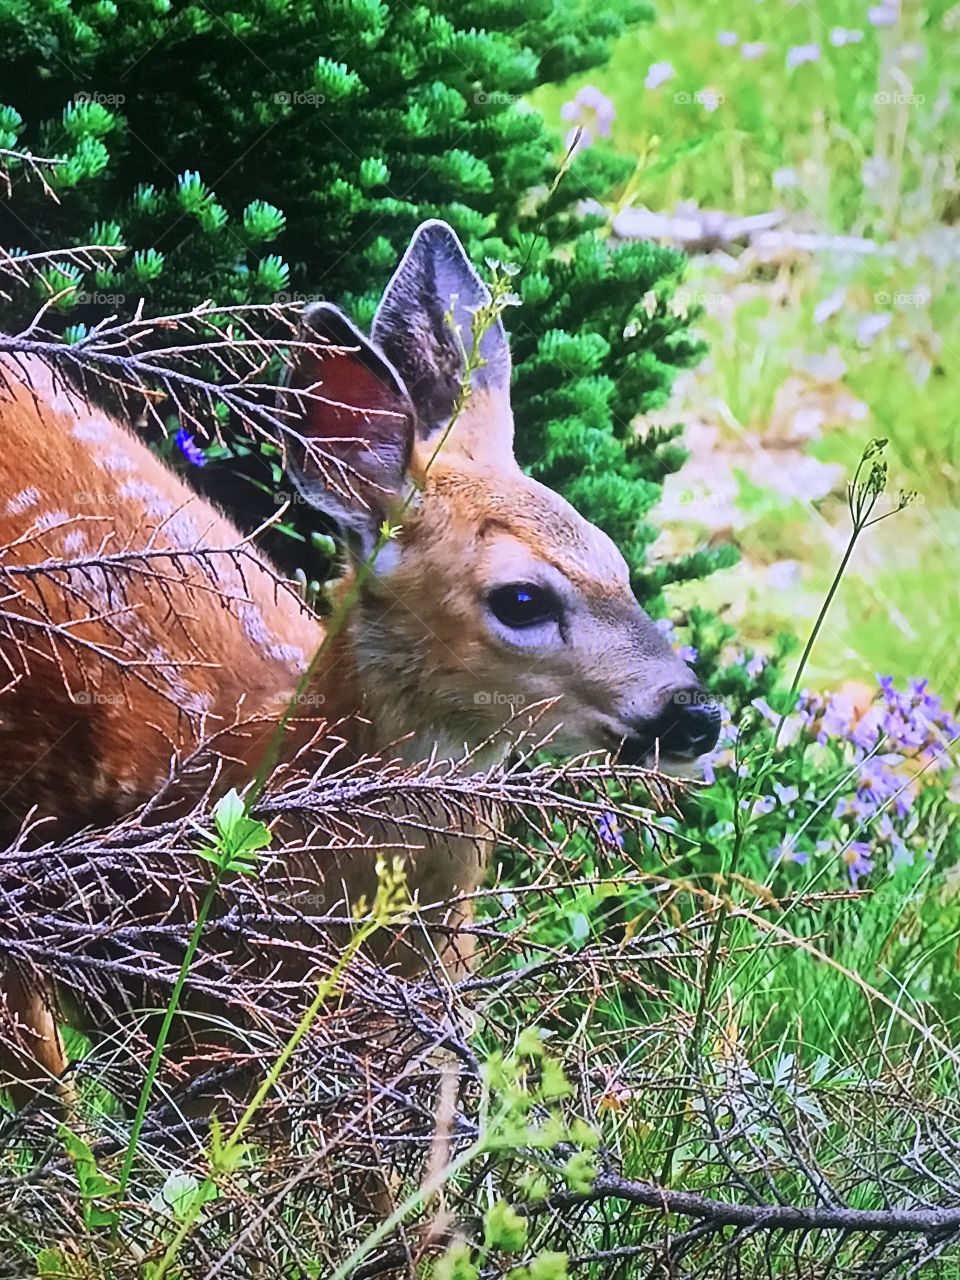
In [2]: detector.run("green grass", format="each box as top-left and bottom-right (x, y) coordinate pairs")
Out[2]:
(535, 0), (960, 697)
(507, 19), (960, 1242)
(660, 249), (960, 695)
(538, 0), (959, 233)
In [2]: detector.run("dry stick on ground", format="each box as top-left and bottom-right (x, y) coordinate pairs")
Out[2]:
(533, 1173), (960, 1237)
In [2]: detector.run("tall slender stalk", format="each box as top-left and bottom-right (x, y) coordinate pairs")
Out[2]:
(150, 861), (406, 1280)
(659, 440), (913, 1185)
(117, 861), (227, 1204)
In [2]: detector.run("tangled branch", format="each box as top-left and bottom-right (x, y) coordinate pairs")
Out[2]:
(1, 288), (405, 506)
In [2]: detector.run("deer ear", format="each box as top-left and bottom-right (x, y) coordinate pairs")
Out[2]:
(285, 303), (416, 557)
(371, 220), (511, 449)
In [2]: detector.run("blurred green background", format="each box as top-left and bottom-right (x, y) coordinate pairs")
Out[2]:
(538, 0), (960, 697)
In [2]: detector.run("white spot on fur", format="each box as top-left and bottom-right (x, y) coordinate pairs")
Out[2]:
(63, 530), (88, 555)
(66, 563), (113, 612)
(35, 509), (70, 531)
(239, 602), (269, 646)
(238, 602), (305, 668)
(119, 479), (175, 521)
(163, 509), (201, 549)
(6, 487), (40, 514)
(101, 451), (134, 475)
(49, 390), (81, 415)
(146, 645), (213, 716)
(71, 416), (111, 444)
(269, 641), (307, 668)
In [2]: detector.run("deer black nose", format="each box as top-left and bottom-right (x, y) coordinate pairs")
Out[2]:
(621, 688), (722, 763)
(651, 688), (722, 758)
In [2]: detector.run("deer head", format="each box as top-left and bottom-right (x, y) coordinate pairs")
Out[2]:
(285, 221), (721, 768)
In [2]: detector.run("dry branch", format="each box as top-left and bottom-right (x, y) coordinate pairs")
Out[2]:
(1, 287), (406, 505)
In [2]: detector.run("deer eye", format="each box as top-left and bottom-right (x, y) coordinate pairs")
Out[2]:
(487, 583), (562, 629)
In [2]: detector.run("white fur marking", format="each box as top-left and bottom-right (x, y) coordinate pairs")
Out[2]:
(71, 417), (111, 444)
(6, 487), (40, 515)
(119, 479), (175, 521)
(163, 509), (201, 550)
(238, 602), (305, 668)
(268, 641), (307, 668)
(102, 451), (135, 475)
(239, 602), (269, 646)
(35, 509), (70, 531)
(49, 390), (81, 415)
(63, 530), (88, 555)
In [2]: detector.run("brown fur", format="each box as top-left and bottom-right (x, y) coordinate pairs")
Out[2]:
(0, 339), (700, 1103)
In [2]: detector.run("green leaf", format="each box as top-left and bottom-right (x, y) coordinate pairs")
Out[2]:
(433, 1243), (479, 1280)
(563, 1150), (597, 1194)
(60, 1125), (120, 1231)
(483, 1199), (528, 1252)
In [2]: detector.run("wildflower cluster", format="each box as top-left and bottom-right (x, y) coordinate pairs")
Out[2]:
(697, 674), (958, 888)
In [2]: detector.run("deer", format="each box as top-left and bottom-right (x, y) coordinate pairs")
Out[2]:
(0, 220), (720, 1109)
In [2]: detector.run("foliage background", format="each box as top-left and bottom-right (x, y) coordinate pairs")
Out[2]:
(1, 0), (959, 1275)
(0, 0), (733, 612)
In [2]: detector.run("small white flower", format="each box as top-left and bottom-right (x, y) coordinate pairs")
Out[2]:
(868, 2), (899, 27)
(772, 166), (799, 190)
(767, 559), (802, 591)
(813, 287), (846, 325)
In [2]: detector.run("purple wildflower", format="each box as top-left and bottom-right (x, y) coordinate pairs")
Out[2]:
(656, 617), (698, 665)
(856, 756), (910, 816)
(889, 837), (912, 871)
(741, 794), (776, 817)
(746, 654), (766, 679)
(740, 42), (768, 60)
(851, 706), (883, 752)
(175, 428), (207, 467)
(818, 691), (854, 744)
(843, 841), (874, 886)
(857, 313), (892, 345)
(769, 840), (809, 867)
(645, 62), (675, 90)
(796, 688), (823, 716)
(750, 697), (779, 726)
(561, 84), (615, 155)
(597, 811), (624, 850)
(773, 167), (799, 191)
(830, 27), (864, 46)
(717, 31), (738, 47)
(786, 44), (821, 70)
(773, 782), (800, 806)
(868, 2), (899, 27)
